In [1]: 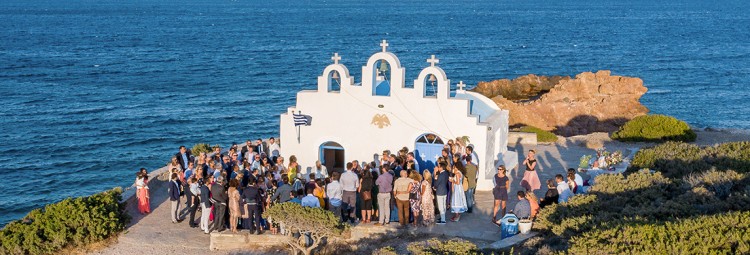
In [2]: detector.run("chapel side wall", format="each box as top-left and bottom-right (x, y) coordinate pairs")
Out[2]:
(477, 126), (497, 191)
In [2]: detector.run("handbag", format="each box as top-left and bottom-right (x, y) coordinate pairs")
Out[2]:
(361, 190), (372, 201)
(462, 176), (469, 192)
(409, 191), (418, 200)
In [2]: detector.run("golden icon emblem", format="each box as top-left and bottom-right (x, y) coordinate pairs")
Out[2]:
(371, 114), (391, 129)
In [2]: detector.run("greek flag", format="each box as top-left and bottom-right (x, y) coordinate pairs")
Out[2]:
(293, 113), (311, 126)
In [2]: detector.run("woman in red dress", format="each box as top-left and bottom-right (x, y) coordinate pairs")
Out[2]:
(136, 169), (151, 214)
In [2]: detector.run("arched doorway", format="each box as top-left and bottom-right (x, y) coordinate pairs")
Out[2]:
(319, 141), (345, 174)
(414, 133), (444, 174)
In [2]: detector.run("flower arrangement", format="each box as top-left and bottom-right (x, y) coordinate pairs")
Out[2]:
(579, 155), (593, 169)
(579, 148), (623, 170)
(606, 150), (623, 166)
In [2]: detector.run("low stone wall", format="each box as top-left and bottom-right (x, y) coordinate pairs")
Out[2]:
(210, 231), (287, 250)
(120, 165), (171, 215)
(209, 223), (401, 251)
(508, 132), (537, 145)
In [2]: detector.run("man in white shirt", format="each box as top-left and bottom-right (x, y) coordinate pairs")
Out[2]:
(556, 174), (574, 203)
(340, 162), (359, 223)
(268, 137), (281, 162)
(313, 160), (328, 180)
(301, 188), (320, 208)
(380, 150), (390, 169)
(464, 146), (479, 167)
(250, 154), (262, 171)
(327, 172), (344, 221)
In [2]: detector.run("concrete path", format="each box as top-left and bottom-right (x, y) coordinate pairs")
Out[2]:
(93, 175), (216, 255)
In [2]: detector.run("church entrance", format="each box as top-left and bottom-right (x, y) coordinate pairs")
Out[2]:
(320, 141), (345, 174)
(414, 133), (444, 174)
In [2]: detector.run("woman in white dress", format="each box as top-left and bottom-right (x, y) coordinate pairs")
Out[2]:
(450, 166), (468, 222)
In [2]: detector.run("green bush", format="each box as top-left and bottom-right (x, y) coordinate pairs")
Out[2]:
(372, 246), (398, 255)
(516, 126), (558, 143)
(527, 142), (750, 254)
(406, 237), (480, 255)
(534, 171), (678, 237)
(264, 202), (345, 255)
(629, 141), (750, 178)
(611, 114), (696, 142)
(191, 143), (212, 155)
(0, 188), (129, 255)
(568, 211), (750, 255)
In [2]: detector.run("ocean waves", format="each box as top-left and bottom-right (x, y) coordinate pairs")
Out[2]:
(1, 0), (749, 226)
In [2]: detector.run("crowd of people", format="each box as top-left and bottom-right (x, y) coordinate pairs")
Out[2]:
(132, 138), (591, 235)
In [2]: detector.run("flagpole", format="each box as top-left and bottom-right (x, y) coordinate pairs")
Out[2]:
(297, 111), (301, 143)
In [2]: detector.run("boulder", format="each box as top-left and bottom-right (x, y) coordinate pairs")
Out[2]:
(472, 70), (649, 136)
(473, 74), (569, 101)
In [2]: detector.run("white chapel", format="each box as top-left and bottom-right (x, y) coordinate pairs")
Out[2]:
(279, 41), (518, 191)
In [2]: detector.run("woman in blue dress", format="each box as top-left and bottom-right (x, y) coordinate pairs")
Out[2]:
(450, 165), (468, 222)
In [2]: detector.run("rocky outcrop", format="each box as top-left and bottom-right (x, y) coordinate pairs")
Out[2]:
(473, 74), (570, 101)
(473, 70), (649, 136)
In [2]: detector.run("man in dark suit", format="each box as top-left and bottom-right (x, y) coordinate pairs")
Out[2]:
(435, 162), (450, 225)
(168, 173), (182, 223)
(187, 177), (200, 228)
(241, 178), (263, 234)
(240, 140), (252, 162)
(210, 176), (228, 233)
(199, 177), (212, 234)
(253, 138), (268, 156)
(175, 145), (192, 171)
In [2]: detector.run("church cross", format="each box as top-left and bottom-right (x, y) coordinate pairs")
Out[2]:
(380, 40), (389, 52)
(457, 81), (466, 91)
(427, 55), (439, 67)
(331, 52), (341, 64)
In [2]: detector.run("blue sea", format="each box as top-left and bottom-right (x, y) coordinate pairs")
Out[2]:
(1, 0), (749, 226)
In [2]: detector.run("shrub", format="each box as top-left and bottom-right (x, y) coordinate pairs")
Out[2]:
(372, 246), (398, 255)
(0, 188), (129, 255)
(263, 202), (345, 255)
(532, 167), (750, 253)
(568, 211), (750, 255)
(191, 143), (212, 155)
(684, 169), (745, 199)
(406, 237), (480, 255)
(516, 126), (558, 143)
(629, 141), (750, 178)
(611, 114), (696, 142)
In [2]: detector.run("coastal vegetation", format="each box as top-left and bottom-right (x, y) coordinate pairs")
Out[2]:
(525, 141), (750, 254)
(628, 141), (750, 178)
(611, 114), (696, 142)
(515, 125), (558, 143)
(405, 237), (481, 255)
(264, 202), (346, 255)
(0, 188), (129, 255)
(191, 143), (212, 155)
